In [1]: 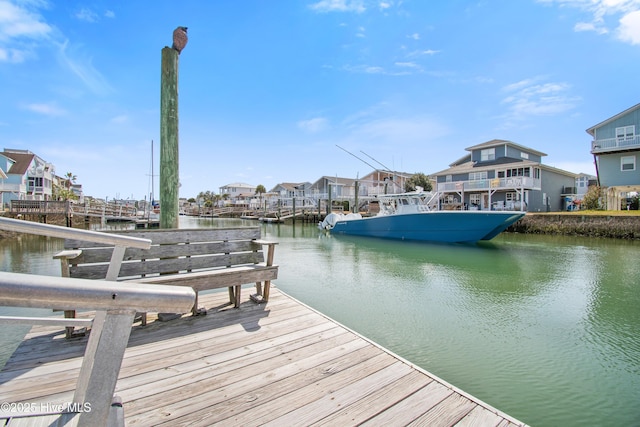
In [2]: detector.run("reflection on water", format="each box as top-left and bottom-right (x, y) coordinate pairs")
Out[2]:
(266, 223), (640, 427)
(1, 218), (639, 427)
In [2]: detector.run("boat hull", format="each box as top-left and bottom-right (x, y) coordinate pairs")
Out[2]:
(329, 211), (525, 243)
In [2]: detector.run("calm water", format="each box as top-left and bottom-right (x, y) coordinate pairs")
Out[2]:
(1, 217), (639, 427)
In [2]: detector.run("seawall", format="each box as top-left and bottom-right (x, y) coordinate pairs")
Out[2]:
(509, 213), (640, 239)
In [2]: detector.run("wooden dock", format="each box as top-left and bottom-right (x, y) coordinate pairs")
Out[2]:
(0, 287), (527, 426)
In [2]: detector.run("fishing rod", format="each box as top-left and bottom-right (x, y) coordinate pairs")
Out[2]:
(360, 150), (392, 172)
(335, 145), (379, 171)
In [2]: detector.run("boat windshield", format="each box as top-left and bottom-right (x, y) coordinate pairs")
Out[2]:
(377, 191), (438, 215)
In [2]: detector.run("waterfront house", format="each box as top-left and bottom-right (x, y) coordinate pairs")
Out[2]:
(0, 148), (55, 208)
(587, 102), (640, 210)
(432, 140), (577, 212)
(219, 182), (257, 207)
(358, 170), (414, 196)
(270, 182), (312, 199)
(309, 176), (354, 200)
(576, 173), (597, 199)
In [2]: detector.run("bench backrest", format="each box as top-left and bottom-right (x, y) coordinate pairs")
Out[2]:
(64, 227), (266, 280)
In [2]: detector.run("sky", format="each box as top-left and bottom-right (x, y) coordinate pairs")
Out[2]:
(1, 0), (639, 201)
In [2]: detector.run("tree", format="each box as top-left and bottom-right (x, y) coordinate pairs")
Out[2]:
(196, 190), (216, 208)
(255, 185), (267, 211)
(64, 172), (77, 190)
(582, 185), (602, 210)
(405, 173), (432, 192)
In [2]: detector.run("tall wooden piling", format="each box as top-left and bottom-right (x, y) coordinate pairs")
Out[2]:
(160, 47), (180, 229)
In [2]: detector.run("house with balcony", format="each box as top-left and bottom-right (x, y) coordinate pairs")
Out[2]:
(0, 148), (55, 208)
(358, 170), (414, 196)
(432, 140), (577, 212)
(587, 102), (640, 210)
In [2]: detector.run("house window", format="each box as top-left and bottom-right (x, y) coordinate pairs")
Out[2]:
(443, 195), (456, 204)
(616, 125), (635, 140)
(506, 192), (520, 201)
(469, 171), (488, 180)
(505, 167), (531, 177)
(520, 152), (529, 159)
(470, 194), (481, 205)
(446, 175), (452, 182)
(481, 148), (495, 161)
(621, 155), (636, 171)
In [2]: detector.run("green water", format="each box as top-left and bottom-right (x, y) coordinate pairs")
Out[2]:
(1, 218), (639, 426)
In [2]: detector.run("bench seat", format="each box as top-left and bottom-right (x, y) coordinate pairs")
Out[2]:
(56, 227), (278, 324)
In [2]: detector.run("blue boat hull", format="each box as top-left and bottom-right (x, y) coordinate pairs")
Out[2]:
(329, 211), (525, 243)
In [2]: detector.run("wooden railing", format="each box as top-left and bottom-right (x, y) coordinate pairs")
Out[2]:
(9, 200), (138, 220)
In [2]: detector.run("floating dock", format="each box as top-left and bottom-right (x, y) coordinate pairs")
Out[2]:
(0, 287), (527, 426)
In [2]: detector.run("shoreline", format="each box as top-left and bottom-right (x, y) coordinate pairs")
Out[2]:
(508, 212), (640, 239)
(2, 212), (640, 240)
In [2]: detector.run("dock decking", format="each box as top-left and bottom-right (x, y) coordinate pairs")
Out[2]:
(0, 287), (527, 426)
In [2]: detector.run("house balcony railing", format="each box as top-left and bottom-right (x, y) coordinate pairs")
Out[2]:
(0, 183), (25, 193)
(591, 135), (640, 153)
(437, 176), (541, 193)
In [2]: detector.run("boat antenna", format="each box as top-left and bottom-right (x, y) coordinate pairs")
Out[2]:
(360, 150), (392, 172)
(336, 145), (378, 171)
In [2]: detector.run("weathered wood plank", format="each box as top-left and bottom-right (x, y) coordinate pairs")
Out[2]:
(0, 289), (527, 427)
(359, 379), (454, 426)
(455, 405), (507, 427)
(313, 370), (433, 426)
(69, 240), (262, 264)
(407, 393), (477, 426)
(64, 227), (261, 248)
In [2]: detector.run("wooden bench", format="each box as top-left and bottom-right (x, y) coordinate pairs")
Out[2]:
(57, 227), (278, 322)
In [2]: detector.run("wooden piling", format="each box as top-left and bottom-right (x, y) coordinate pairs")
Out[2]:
(160, 47), (180, 229)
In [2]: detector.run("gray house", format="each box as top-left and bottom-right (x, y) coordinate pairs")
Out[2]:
(432, 140), (577, 212)
(587, 102), (640, 210)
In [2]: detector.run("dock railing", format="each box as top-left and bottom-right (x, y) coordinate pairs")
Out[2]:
(0, 217), (196, 426)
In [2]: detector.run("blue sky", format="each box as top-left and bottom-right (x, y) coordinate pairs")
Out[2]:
(1, 0), (639, 201)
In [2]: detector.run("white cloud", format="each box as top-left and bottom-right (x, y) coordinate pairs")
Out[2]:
(574, 21), (608, 34)
(408, 33), (420, 40)
(110, 115), (129, 124)
(308, 0), (366, 13)
(539, 0), (640, 45)
(75, 8), (98, 23)
(0, 0), (52, 62)
(23, 102), (67, 116)
(104, 10), (115, 19)
(408, 49), (440, 57)
(298, 117), (329, 132)
(500, 77), (581, 123)
(56, 39), (112, 95)
(617, 10), (640, 44)
(395, 61), (420, 68)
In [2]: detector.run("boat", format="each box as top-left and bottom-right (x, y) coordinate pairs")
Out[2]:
(318, 189), (525, 243)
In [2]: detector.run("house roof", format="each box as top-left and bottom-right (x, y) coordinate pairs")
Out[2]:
(464, 139), (547, 157)
(220, 182), (255, 189)
(434, 158), (577, 178)
(271, 182), (310, 192)
(0, 150), (34, 175)
(360, 169), (413, 181)
(585, 103), (640, 136)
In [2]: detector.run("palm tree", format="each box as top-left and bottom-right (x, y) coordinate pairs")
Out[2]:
(64, 172), (77, 190)
(255, 185), (266, 210)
